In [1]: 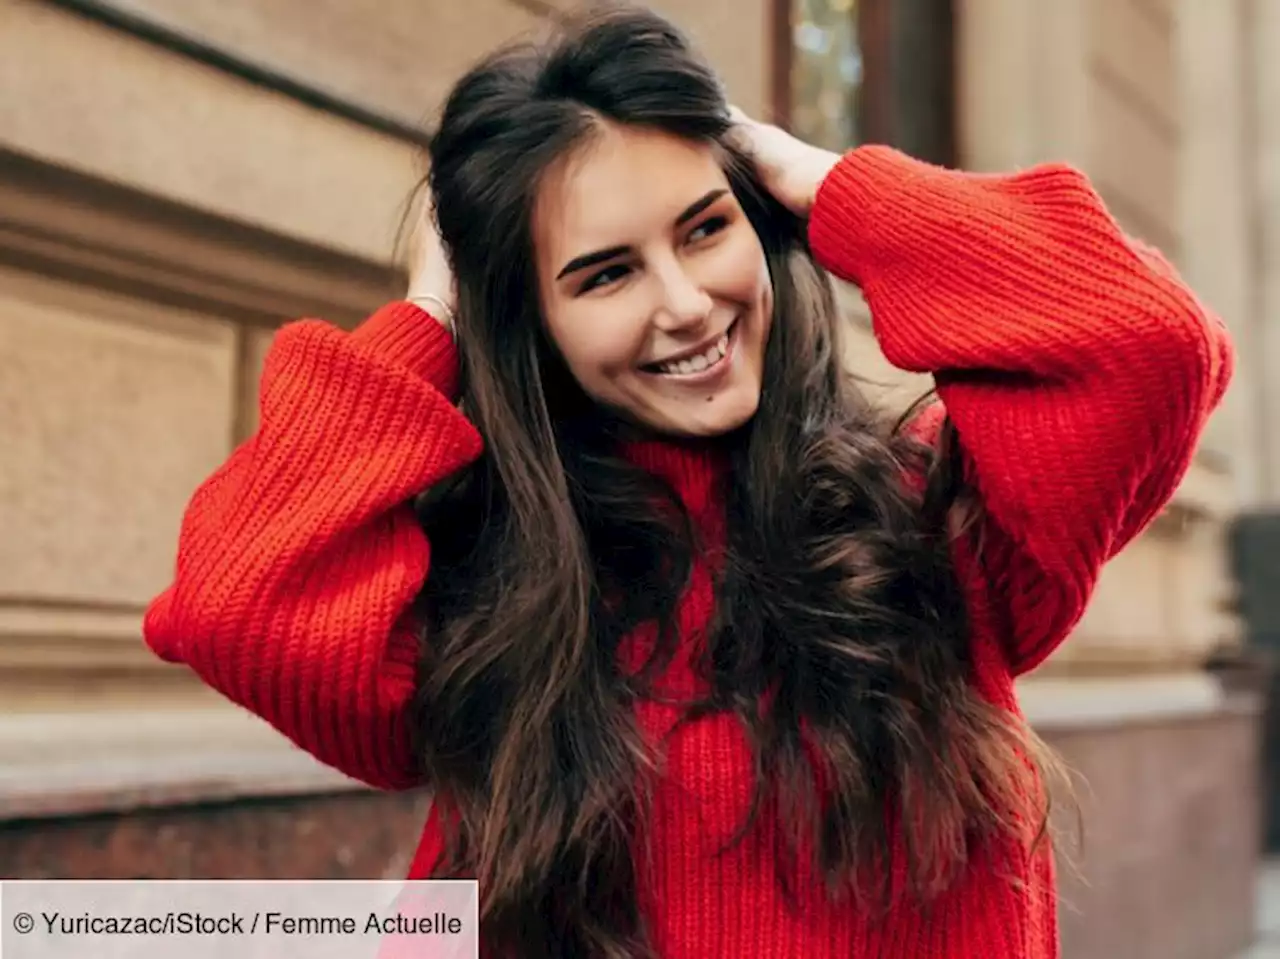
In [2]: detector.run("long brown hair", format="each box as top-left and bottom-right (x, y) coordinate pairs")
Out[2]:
(413, 4), (1064, 955)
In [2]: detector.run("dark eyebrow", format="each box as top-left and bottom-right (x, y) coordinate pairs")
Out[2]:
(554, 188), (731, 281)
(556, 245), (630, 281)
(675, 188), (730, 226)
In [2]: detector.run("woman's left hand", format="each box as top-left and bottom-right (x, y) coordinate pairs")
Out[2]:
(727, 107), (842, 218)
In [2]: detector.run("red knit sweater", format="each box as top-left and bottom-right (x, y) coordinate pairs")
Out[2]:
(144, 146), (1233, 957)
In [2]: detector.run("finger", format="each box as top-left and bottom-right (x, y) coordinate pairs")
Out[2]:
(723, 106), (759, 156)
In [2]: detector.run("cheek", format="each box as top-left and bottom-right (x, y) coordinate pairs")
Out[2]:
(544, 305), (645, 391)
(714, 230), (772, 308)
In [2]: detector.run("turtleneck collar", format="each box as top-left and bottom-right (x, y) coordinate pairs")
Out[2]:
(616, 434), (731, 523)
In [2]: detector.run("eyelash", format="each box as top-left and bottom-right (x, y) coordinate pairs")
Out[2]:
(687, 215), (728, 243)
(576, 215), (730, 295)
(579, 264), (631, 294)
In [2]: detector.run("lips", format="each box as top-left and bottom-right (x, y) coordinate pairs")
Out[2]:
(642, 318), (738, 378)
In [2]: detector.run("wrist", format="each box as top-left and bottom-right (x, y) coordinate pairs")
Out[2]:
(802, 150), (843, 216)
(405, 290), (456, 332)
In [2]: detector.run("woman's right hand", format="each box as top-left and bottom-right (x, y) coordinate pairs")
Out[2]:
(405, 190), (457, 333)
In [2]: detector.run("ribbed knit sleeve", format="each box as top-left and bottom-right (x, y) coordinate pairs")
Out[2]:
(143, 302), (483, 789)
(808, 146), (1234, 674)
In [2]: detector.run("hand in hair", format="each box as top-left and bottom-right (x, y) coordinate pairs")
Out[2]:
(405, 188), (457, 331)
(727, 106), (842, 218)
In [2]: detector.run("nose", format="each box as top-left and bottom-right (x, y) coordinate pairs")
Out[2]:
(650, 257), (713, 332)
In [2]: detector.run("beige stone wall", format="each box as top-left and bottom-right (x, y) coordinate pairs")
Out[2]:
(79, 0), (549, 130)
(94, 0), (770, 129)
(1253, 0), (1280, 502)
(0, 270), (234, 656)
(0, 0), (417, 263)
(949, 0), (1256, 681)
(0, 196), (284, 714)
(0, 0), (767, 266)
(1177, 0), (1256, 491)
(0, 0), (772, 808)
(1085, 0), (1180, 254)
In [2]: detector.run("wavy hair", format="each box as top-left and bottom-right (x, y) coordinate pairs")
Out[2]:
(411, 5), (1065, 956)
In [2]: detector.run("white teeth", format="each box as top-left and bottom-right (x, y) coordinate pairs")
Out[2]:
(655, 330), (732, 377)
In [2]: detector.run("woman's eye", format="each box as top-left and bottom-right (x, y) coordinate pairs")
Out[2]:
(687, 216), (728, 244)
(578, 264), (632, 295)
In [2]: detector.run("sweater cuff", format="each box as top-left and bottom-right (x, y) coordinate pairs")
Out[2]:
(349, 300), (460, 398)
(807, 145), (937, 284)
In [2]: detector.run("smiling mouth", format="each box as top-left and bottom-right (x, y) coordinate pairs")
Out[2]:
(642, 318), (738, 378)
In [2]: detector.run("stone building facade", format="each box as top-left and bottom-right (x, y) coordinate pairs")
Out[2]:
(1, 0), (1276, 956)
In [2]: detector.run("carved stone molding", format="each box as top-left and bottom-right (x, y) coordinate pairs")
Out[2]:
(0, 150), (406, 721)
(0, 147), (400, 330)
(0, 707), (364, 821)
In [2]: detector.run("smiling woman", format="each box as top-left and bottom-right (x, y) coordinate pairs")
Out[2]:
(142, 3), (1232, 958)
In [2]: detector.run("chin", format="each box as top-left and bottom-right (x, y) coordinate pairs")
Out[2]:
(649, 386), (761, 439)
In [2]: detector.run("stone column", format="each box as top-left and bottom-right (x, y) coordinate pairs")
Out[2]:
(955, 0), (1089, 171)
(1178, 0), (1257, 503)
(1253, 0), (1280, 504)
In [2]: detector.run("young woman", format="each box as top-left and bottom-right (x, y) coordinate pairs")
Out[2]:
(143, 5), (1233, 957)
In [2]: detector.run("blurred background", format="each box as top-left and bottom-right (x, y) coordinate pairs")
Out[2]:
(1, 0), (1279, 956)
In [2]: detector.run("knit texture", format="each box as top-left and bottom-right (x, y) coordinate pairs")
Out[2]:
(144, 145), (1233, 958)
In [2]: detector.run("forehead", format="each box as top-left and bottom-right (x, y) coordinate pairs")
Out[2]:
(534, 124), (729, 261)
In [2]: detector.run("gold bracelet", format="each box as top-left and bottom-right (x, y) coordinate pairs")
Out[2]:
(408, 293), (455, 328)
